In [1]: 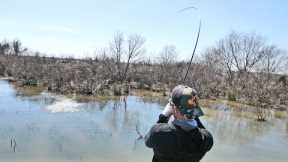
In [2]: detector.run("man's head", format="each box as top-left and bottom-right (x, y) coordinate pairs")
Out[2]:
(170, 85), (203, 119)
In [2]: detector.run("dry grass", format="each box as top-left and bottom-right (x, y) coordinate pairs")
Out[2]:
(12, 82), (46, 96)
(200, 98), (251, 109)
(130, 89), (164, 97)
(274, 110), (287, 119)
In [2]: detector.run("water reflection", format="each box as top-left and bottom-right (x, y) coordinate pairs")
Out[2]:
(0, 80), (287, 162)
(205, 108), (274, 144)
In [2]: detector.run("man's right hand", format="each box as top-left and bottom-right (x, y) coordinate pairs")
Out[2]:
(156, 103), (174, 123)
(161, 103), (173, 117)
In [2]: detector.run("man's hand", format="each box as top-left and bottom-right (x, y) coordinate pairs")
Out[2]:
(157, 102), (174, 123)
(162, 103), (173, 117)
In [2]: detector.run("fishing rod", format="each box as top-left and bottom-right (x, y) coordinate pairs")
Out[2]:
(182, 21), (201, 82)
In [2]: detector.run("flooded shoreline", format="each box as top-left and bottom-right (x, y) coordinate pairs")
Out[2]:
(0, 80), (287, 162)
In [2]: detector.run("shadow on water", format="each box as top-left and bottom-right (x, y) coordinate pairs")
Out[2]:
(0, 80), (287, 162)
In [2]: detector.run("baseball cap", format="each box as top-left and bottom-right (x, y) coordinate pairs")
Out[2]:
(170, 85), (204, 118)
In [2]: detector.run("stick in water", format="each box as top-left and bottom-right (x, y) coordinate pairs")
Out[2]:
(13, 138), (17, 152)
(135, 123), (143, 140)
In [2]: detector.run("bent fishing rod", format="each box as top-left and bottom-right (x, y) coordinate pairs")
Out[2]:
(182, 21), (201, 82)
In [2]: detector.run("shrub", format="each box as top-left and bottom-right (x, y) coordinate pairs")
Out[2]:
(227, 92), (236, 101)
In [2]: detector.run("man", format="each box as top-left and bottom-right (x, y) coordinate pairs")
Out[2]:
(145, 85), (213, 162)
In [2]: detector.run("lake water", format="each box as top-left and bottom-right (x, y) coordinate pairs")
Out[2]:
(0, 80), (287, 162)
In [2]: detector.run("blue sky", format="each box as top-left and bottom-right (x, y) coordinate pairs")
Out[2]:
(0, 0), (287, 59)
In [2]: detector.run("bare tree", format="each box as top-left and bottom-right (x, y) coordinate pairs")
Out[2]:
(11, 40), (27, 56)
(285, 56), (288, 74)
(158, 45), (177, 82)
(198, 48), (226, 97)
(159, 45), (177, 65)
(110, 32), (124, 80)
(257, 46), (285, 79)
(227, 32), (266, 73)
(98, 48), (115, 80)
(0, 41), (10, 55)
(217, 32), (267, 77)
(121, 34), (145, 82)
(216, 42), (235, 86)
(214, 32), (270, 90)
(246, 44), (284, 121)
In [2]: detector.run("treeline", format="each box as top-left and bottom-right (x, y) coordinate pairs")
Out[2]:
(0, 31), (287, 120)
